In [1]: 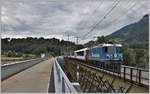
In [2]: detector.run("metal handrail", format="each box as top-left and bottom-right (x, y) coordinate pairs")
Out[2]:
(53, 57), (77, 93)
(65, 57), (149, 86)
(121, 65), (149, 72)
(120, 65), (149, 86)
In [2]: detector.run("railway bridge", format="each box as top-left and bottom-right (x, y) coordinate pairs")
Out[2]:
(1, 56), (149, 93)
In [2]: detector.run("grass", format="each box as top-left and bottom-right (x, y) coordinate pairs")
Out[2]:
(1, 54), (37, 65)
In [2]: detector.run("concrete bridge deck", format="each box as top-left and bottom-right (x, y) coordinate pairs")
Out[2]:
(1, 59), (53, 93)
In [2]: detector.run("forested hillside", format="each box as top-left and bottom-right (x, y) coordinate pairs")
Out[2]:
(107, 14), (149, 49)
(1, 37), (84, 57)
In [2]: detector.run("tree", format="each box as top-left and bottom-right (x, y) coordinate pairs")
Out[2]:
(135, 49), (148, 65)
(122, 46), (136, 66)
(97, 36), (108, 43)
(2, 37), (80, 57)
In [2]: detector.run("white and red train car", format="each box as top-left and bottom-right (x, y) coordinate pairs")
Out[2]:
(74, 44), (123, 63)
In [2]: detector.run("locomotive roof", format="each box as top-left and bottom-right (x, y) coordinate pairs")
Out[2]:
(74, 44), (122, 52)
(94, 43), (122, 48)
(74, 48), (89, 52)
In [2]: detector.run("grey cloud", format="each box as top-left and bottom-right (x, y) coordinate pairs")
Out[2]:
(1, 0), (149, 44)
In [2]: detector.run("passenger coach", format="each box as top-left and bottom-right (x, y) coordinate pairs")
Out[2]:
(74, 44), (123, 63)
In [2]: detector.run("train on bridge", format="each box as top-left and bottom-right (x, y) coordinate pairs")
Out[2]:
(68, 43), (123, 73)
(74, 44), (123, 63)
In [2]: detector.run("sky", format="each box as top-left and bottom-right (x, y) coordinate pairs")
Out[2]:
(1, 0), (149, 44)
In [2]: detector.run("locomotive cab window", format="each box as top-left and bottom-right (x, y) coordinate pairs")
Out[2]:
(116, 47), (122, 53)
(76, 51), (84, 56)
(103, 46), (115, 53)
(108, 46), (115, 53)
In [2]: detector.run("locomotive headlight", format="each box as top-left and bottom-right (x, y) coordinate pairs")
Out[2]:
(114, 53), (117, 58)
(106, 54), (110, 59)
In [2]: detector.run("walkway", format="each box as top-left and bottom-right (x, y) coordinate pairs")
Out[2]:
(1, 59), (53, 93)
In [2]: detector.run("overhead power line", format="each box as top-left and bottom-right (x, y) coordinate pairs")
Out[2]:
(81, 0), (121, 39)
(65, 0), (103, 44)
(94, 0), (138, 37)
(109, 1), (137, 25)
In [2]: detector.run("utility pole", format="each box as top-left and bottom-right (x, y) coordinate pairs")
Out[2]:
(67, 34), (70, 56)
(76, 36), (79, 44)
(67, 35), (70, 41)
(93, 36), (97, 46)
(76, 36), (79, 81)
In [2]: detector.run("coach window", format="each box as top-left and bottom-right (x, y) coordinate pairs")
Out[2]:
(103, 47), (108, 53)
(77, 51), (84, 56)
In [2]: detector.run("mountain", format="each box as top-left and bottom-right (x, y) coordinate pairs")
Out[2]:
(107, 14), (149, 49)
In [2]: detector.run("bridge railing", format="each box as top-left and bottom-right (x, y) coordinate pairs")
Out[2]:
(53, 58), (78, 93)
(64, 57), (149, 87)
(120, 65), (149, 86)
